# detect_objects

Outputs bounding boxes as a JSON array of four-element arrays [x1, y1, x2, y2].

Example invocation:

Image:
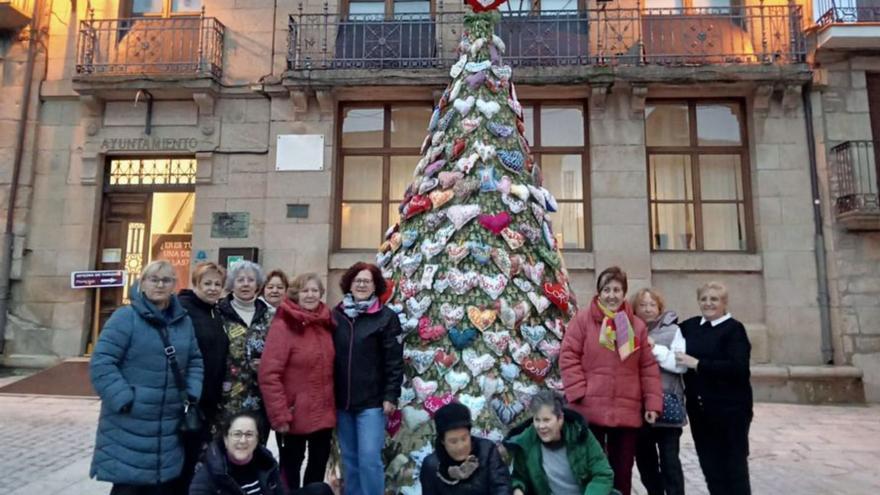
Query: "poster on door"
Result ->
[[151, 234, 192, 289]]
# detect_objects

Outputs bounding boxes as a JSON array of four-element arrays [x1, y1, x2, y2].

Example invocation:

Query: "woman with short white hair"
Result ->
[[676, 281, 753, 495], [216, 261, 275, 440]]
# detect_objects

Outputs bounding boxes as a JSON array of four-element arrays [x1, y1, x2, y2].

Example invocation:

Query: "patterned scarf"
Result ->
[[342, 293, 377, 319], [597, 300, 636, 361]]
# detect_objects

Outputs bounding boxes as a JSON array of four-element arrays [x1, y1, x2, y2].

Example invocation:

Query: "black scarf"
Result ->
[[435, 436, 480, 485]]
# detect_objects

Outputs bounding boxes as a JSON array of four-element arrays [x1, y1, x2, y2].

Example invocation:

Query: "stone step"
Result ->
[[752, 364, 865, 404]]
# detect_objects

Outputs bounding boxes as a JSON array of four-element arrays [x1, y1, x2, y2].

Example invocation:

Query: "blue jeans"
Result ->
[[336, 408, 386, 495]]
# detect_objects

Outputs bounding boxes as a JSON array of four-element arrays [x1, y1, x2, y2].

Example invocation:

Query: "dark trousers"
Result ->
[[688, 409, 751, 495], [109, 482, 175, 495], [173, 431, 209, 495], [277, 428, 334, 490], [590, 425, 639, 495], [635, 426, 685, 495], [294, 482, 335, 495]]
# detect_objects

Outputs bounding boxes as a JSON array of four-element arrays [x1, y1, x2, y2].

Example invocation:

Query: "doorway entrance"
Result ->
[[88, 157, 197, 352]]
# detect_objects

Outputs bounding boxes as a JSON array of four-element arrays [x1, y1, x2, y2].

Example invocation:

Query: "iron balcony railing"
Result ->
[[76, 10, 225, 79], [831, 140, 880, 216], [287, 2, 805, 70], [815, 0, 880, 26]]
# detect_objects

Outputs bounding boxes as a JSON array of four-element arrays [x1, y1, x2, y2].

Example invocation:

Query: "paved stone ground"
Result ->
[[0, 390, 878, 494]]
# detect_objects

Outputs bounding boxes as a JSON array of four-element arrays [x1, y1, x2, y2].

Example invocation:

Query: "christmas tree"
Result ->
[[375, 5, 577, 492]]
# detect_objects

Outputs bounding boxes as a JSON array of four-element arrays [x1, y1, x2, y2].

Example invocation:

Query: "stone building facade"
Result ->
[[0, 0, 876, 400]]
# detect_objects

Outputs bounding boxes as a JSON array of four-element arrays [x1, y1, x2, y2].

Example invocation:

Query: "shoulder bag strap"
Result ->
[[157, 326, 192, 409]]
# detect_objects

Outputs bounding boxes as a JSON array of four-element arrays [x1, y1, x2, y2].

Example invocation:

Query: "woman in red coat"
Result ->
[[560, 266, 663, 495], [259, 273, 335, 491]]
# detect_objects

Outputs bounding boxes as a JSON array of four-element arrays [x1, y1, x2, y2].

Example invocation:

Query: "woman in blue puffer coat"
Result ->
[[90, 260, 204, 494]]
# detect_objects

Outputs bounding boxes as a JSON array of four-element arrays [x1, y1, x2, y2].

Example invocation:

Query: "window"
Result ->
[[646, 100, 752, 251], [346, 0, 431, 20], [337, 104, 433, 250], [128, 0, 202, 16]]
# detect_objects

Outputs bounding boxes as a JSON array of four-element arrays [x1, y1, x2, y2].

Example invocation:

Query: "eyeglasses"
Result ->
[[353, 278, 374, 286], [146, 277, 175, 286], [229, 431, 257, 442]]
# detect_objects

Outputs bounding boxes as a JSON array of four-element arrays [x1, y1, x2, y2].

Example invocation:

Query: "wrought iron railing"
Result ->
[[831, 140, 880, 216], [815, 0, 880, 26], [76, 10, 224, 79], [287, 3, 805, 70]]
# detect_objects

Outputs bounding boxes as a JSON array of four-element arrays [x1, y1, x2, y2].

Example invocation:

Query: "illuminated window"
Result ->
[[108, 158, 197, 186]]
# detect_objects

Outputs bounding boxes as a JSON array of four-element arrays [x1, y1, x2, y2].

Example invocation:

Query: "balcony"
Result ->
[[812, 0, 880, 50], [74, 12, 225, 97], [285, 3, 806, 86], [830, 140, 880, 230], [0, 0, 32, 30]]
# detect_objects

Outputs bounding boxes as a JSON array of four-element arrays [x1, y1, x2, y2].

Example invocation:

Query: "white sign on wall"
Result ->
[[276, 134, 325, 171]]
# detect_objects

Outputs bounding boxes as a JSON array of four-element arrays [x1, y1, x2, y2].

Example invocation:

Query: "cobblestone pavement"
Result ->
[[0, 392, 878, 495]]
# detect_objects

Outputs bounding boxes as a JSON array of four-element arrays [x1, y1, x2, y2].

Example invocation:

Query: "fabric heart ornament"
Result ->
[[431, 130, 446, 147], [498, 149, 525, 173], [483, 330, 511, 356], [454, 95, 475, 116], [478, 211, 511, 235], [450, 138, 467, 161], [485, 77, 502, 94], [513, 382, 540, 405], [468, 37, 485, 57], [523, 262, 545, 285], [418, 318, 446, 342], [491, 398, 524, 426], [401, 253, 423, 278], [446, 204, 481, 231], [491, 64, 512, 80], [488, 122, 515, 138], [512, 277, 534, 293], [468, 242, 491, 265], [497, 175, 512, 195], [456, 153, 478, 175], [438, 109, 456, 132], [458, 394, 487, 421], [520, 324, 547, 348], [447, 267, 478, 295], [424, 394, 457, 419], [425, 211, 447, 230], [434, 349, 459, 372], [500, 360, 520, 382], [518, 223, 541, 245], [491, 248, 513, 278], [461, 117, 482, 134], [424, 159, 447, 178], [522, 356, 552, 383], [386, 409, 403, 437], [542, 221, 556, 250], [478, 167, 498, 193], [389, 232, 402, 252], [399, 386, 416, 407], [542, 187, 559, 212], [403, 195, 432, 220], [428, 107, 440, 132], [491, 34, 506, 52], [474, 140, 496, 162], [440, 303, 465, 327], [420, 265, 438, 291], [387, 303, 403, 314], [480, 273, 508, 300], [435, 224, 456, 245], [530, 202, 546, 222], [401, 229, 418, 249], [405, 349, 435, 374], [546, 376, 565, 392], [501, 194, 526, 214], [544, 318, 565, 339], [543, 282, 570, 313], [402, 406, 430, 430], [476, 99, 501, 119], [407, 295, 432, 318], [509, 183, 530, 201], [508, 96, 523, 119], [444, 371, 470, 394], [376, 251, 392, 268], [467, 306, 497, 332], [528, 292, 551, 314], [465, 60, 491, 73], [434, 274, 450, 294], [508, 339, 532, 364], [454, 178, 480, 200], [501, 227, 526, 250], [512, 300, 530, 323], [428, 189, 454, 210], [498, 299, 517, 330], [463, 349, 496, 375], [412, 377, 439, 401], [446, 243, 469, 264], [439, 170, 464, 189], [466, 70, 487, 90], [479, 374, 505, 398], [399, 278, 420, 300], [466, 0, 508, 13], [399, 315, 418, 334], [449, 53, 467, 78], [418, 178, 439, 195], [448, 326, 478, 350], [539, 340, 562, 361], [449, 79, 463, 101]]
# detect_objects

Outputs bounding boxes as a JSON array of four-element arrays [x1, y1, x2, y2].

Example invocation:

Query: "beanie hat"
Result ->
[[433, 402, 472, 437]]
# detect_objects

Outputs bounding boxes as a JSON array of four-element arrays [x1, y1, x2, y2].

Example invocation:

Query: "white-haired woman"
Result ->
[[90, 260, 203, 494], [216, 261, 275, 441], [676, 282, 753, 495]]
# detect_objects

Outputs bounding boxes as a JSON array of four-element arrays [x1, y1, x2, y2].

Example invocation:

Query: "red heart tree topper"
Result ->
[[466, 0, 508, 13]]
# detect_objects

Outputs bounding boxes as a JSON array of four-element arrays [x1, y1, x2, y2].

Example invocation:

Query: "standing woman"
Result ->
[[177, 262, 228, 491], [332, 262, 404, 495], [559, 266, 663, 495], [676, 282, 753, 495], [262, 269, 289, 309], [259, 273, 336, 491], [631, 288, 687, 495], [217, 261, 275, 440], [90, 260, 204, 494]]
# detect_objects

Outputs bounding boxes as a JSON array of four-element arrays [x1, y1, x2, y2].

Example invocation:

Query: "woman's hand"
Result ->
[[644, 411, 658, 424], [383, 401, 396, 416], [675, 352, 699, 369]]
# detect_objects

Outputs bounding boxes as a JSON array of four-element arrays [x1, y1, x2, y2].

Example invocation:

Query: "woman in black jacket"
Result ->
[[177, 261, 228, 492], [676, 281, 753, 495], [332, 262, 404, 495], [420, 402, 512, 495]]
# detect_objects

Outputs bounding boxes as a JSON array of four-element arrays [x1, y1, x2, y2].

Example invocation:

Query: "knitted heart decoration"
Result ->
[[461, 117, 482, 134], [469, 242, 491, 264], [478, 167, 498, 192], [438, 109, 456, 132], [491, 398, 524, 426], [424, 159, 447, 177], [429, 189, 454, 210], [501, 227, 526, 250], [466, 0, 507, 13], [491, 64, 512, 80], [518, 223, 540, 244], [440, 303, 465, 327], [542, 221, 556, 250], [401, 253, 423, 278], [508, 339, 532, 364], [463, 349, 496, 375], [501, 194, 526, 214], [418, 317, 446, 342], [399, 386, 416, 407], [412, 377, 439, 401], [528, 292, 551, 314], [544, 318, 565, 339], [480, 273, 508, 300], [498, 149, 525, 173], [543, 282, 570, 312], [466, 70, 487, 90], [456, 153, 479, 174], [538, 340, 561, 361], [418, 178, 439, 195], [523, 262, 545, 285], [454, 95, 475, 116], [512, 277, 534, 293], [445, 243, 469, 264], [386, 409, 402, 437], [439, 170, 464, 189], [474, 140, 496, 162], [444, 371, 470, 394], [447, 204, 481, 231], [434, 348, 459, 372], [449, 53, 467, 78], [449, 79, 463, 101], [476, 99, 501, 119], [403, 406, 431, 430], [467, 306, 497, 332], [491, 248, 513, 277], [488, 122, 515, 138], [404, 195, 432, 220], [459, 394, 487, 421], [520, 324, 547, 348], [522, 356, 551, 383], [424, 393, 457, 417], [405, 349, 435, 374], [407, 295, 432, 318], [500, 360, 520, 382], [479, 374, 505, 398], [465, 60, 491, 73], [448, 326, 478, 350], [483, 330, 512, 356]]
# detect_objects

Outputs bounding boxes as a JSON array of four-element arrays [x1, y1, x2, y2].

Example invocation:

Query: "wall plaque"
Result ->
[[211, 212, 250, 239]]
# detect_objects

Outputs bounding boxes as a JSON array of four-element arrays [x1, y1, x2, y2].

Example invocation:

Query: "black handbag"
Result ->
[[159, 327, 205, 435]]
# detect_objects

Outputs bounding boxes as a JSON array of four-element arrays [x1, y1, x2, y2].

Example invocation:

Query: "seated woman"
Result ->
[[419, 402, 512, 495], [505, 390, 614, 495], [190, 410, 332, 495]]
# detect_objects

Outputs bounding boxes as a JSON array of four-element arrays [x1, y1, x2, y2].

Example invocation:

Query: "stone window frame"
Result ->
[[645, 98, 756, 253]]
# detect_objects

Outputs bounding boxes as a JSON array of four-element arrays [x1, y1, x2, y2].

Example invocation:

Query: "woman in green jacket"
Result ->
[[504, 390, 615, 495]]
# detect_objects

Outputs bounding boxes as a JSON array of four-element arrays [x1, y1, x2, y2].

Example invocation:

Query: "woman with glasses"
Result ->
[[90, 260, 204, 495], [189, 410, 333, 495], [332, 262, 404, 495], [217, 261, 275, 441]]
